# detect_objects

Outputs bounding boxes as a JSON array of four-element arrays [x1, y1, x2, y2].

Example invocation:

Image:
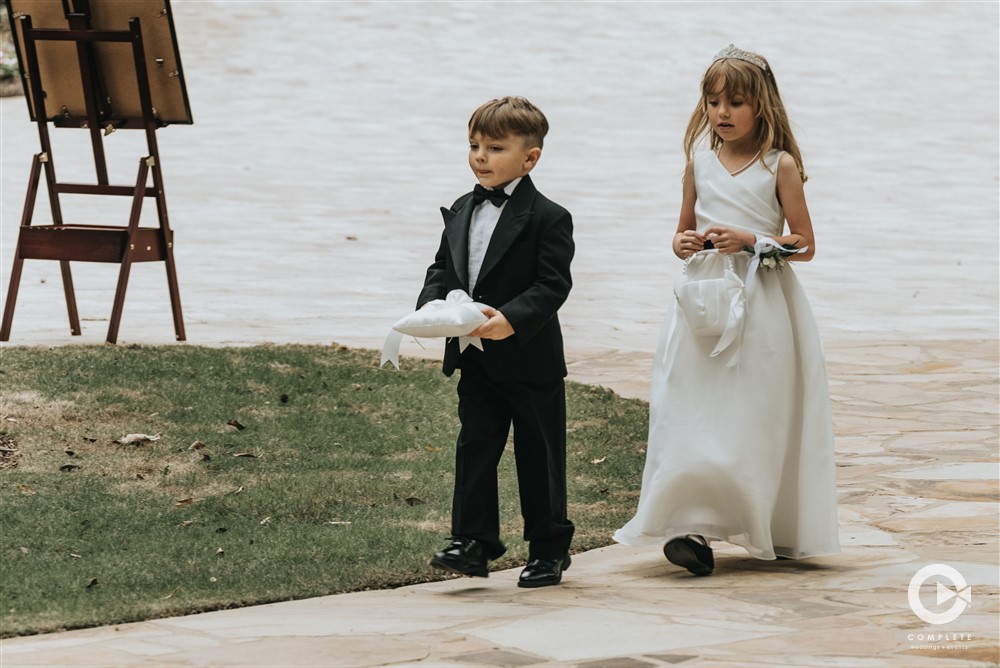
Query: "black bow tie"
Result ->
[[472, 183, 510, 207]]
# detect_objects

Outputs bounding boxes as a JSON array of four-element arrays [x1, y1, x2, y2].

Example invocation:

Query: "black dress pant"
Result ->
[[451, 353, 574, 561]]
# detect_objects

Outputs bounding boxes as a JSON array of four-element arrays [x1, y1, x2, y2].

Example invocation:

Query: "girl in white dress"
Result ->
[[613, 45, 840, 575]]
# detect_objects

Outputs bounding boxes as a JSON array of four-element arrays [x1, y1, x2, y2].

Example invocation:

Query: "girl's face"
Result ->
[[705, 83, 757, 147]]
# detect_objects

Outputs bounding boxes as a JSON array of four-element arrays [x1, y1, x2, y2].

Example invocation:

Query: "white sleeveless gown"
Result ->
[[614, 150, 840, 559]]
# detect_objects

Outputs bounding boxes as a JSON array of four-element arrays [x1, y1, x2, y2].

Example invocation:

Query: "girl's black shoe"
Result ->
[[663, 536, 714, 576]]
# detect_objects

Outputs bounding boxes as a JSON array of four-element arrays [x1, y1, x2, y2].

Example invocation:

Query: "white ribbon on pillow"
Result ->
[[380, 290, 489, 369]]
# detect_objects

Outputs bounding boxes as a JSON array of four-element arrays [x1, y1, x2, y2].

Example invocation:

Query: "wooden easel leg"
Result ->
[[60, 261, 82, 336], [39, 146, 81, 336], [106, 159, 150, 344], [150, 163, 185, 341], [163, 245, 186, 341], [2, 154, 49, 341], [0, 258, 25, 341], [107, 259, 133, 345], [130, 20, 186, 343]]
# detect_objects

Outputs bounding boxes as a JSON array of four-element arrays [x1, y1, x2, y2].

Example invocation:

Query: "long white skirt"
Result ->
[[614, 253, 840, 559]]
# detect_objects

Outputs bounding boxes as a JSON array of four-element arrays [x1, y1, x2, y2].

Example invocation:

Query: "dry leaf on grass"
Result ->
[[174, 497, 196, 506], [404, 497, 425, 506], [590, 457, 607, 464], [188, 440, 206, 450], [59, 464, 80, 472], [326, 521, 351, 525], [116, 433, 161, 445], [226, 420, 246, 431], [233, 452, 256, 458]]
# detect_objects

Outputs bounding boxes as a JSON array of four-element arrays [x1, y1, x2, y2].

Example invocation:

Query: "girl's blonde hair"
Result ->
[[683, 52, 807, 182]]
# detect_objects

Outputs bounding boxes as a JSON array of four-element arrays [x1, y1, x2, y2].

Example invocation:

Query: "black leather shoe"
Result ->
[[663, 536, 714, 576], [517, 553, 571, 588], [430, 537, 489, 578]]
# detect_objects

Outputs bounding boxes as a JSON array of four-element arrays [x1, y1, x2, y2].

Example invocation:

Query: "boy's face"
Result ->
[[468, 132, 541, 190]]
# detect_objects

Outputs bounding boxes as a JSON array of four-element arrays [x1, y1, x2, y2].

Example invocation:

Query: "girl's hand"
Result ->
[[675, 230, 707, 259], [703, 227, 755, 255]]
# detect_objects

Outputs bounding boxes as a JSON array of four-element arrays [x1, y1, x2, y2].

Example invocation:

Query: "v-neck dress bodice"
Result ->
[[695, 149, 784, 237]]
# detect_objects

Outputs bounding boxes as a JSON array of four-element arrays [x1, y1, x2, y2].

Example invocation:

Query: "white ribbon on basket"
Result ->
[[380, 290, 488, 370], [707, 253, 746, 361], [683, 236, 808, 368], [720, 235, 808, 367]]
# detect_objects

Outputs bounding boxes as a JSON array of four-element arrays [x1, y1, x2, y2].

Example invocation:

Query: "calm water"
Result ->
[[1, 1, 997, 349]]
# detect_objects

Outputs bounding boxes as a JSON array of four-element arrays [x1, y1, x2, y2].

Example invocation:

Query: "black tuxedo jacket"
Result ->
[[417, 175, 574, 382]]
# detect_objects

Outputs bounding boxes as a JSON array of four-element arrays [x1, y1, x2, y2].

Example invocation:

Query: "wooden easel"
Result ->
[[1, 0, 187, 344]]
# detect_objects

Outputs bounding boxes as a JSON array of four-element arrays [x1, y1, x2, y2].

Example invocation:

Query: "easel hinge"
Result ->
[[144, 156, 156, 167], [38, 152, 49, 163]]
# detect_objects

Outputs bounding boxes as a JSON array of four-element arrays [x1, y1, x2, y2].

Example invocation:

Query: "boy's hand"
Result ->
[[470, 307, 514, 340]]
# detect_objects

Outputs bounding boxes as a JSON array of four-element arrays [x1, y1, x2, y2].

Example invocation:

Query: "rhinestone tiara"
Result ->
[[712, 44, 768, 71]]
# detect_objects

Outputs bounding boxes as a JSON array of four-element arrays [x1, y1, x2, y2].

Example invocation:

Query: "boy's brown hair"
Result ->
[[469, 96, 549, 149]]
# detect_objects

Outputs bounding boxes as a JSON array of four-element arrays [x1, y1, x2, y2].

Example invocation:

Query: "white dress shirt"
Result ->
[[467, 177, 521, 292]]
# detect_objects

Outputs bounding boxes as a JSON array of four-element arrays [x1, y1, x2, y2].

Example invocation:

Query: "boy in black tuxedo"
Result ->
[[419, 97, 574, 588]]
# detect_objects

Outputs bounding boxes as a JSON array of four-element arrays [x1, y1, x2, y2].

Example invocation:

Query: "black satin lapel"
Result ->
[[442, 203, 472, 291], [476, 179, 535, 286], [478, 213, 530, 285]]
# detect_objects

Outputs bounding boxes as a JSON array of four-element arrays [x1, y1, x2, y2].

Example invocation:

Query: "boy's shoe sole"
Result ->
[[429, 555, 488, 578]]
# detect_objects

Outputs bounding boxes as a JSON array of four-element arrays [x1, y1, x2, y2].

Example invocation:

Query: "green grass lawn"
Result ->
[[0, 344, 649, 637]]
